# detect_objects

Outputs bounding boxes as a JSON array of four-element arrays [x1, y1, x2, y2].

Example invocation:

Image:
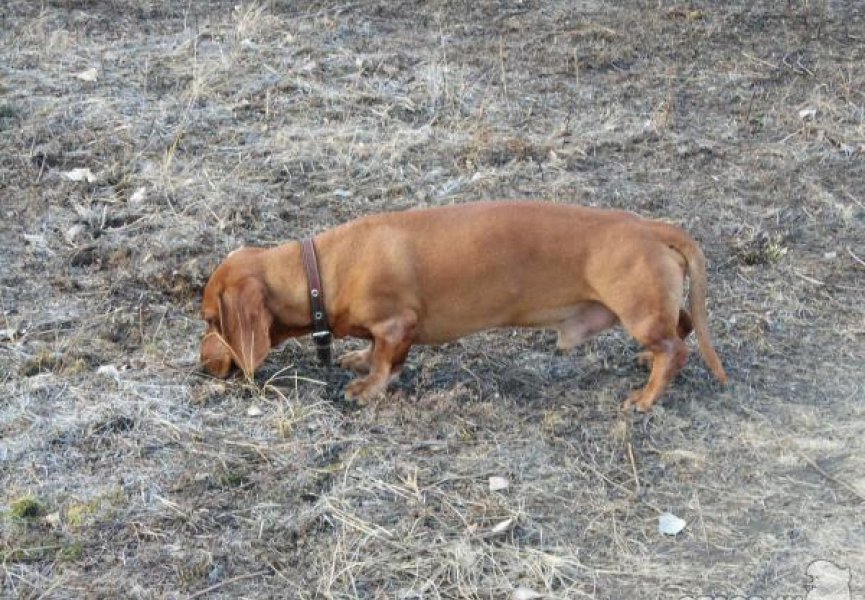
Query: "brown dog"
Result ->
[[200, 201, 727, 411]]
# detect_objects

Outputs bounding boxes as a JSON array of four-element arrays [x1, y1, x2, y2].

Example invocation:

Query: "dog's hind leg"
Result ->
[[599, 259, 688, 411], [619, 292, 689, 412], [636, 308, 693, 367], [626, 332, 688, 412]]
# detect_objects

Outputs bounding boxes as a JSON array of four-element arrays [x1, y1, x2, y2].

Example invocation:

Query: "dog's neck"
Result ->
[[263, 238, 343, 332], [261, 242, 314, 329]]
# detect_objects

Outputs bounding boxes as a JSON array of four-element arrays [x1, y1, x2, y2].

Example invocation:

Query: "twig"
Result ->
[[743, 91, 755, 126], [564, 440, 663, 513], [842, 189, 864, 210], [188, 570, 270, 599], [792, 269, 824, 286], [262, 559, 304, 594], [741, 51, 779, 70], [36, 154, 47, 183], [846, 246, 865, 269], [35, 576, 73, 600], [460, 365, 484, 401], [796, 451, 865, 504], [742, 407, 865, 504], [626, 442, 640, 496]]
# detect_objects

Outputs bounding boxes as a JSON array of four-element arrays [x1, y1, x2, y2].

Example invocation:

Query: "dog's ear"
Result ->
[[219, 276, 273, 379]]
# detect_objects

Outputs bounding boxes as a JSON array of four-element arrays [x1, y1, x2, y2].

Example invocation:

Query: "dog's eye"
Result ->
[[204, 316, 216, 328]]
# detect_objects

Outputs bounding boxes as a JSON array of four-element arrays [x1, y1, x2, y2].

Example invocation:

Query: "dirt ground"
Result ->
[[1, 1, 864, 598]]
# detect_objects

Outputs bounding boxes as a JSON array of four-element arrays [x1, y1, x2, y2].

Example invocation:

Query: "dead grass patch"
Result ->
[[1, 0, 864, 598]]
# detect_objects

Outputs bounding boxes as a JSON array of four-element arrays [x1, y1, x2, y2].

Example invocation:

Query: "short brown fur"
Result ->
[[200, 201, 727, 411]]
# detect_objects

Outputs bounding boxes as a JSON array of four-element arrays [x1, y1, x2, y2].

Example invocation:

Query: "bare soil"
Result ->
[[1, 1, 864, 598]]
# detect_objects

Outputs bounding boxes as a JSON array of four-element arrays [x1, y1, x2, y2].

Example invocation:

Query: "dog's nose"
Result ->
[[200, 338, 233, 378], [201, 354, 233, 378]]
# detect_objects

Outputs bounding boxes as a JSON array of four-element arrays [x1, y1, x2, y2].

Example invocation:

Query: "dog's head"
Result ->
[[200, 248, 274, 379]]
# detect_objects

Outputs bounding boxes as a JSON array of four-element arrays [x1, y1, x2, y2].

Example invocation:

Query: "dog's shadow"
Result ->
[[262, 331, 655, 409]]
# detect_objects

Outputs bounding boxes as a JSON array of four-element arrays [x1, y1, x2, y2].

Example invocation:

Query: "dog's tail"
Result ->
[[652, 222, 728, 384]]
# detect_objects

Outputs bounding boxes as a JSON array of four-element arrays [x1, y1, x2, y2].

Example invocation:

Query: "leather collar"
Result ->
[[300, 237, 332, 365]]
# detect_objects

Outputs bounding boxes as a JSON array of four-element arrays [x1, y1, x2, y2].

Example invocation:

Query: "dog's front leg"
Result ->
[[339, 345, 374, 374], [344, 311, 417, 404]]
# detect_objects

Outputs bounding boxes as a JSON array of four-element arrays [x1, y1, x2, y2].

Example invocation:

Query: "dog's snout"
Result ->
[[200, 333, 233, 378]]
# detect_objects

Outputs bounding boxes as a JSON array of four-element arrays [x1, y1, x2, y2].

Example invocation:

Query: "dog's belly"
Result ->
[[414, 301, 617, 346]]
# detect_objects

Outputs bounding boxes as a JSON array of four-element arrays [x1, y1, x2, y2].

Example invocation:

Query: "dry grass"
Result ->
[[2, 1, 865, 598]]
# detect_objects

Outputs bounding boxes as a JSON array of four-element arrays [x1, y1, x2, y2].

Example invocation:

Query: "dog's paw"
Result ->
[[344, 377, 385, 404], [339, 350, 371, 374], [623, 390, 654, 413]]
